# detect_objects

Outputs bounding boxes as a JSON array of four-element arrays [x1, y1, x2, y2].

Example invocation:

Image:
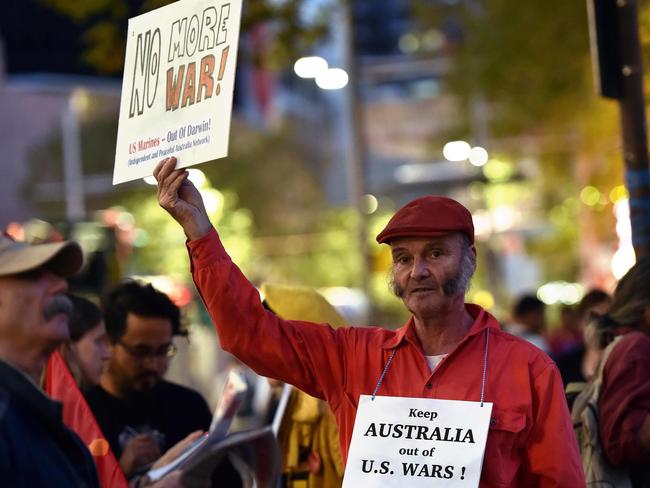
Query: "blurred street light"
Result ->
[[611, 247, 635, 279], [293, 56, 328, 79], [580, 186, 601, 206], [361, 194, 378, 214], [468, 146, 489, 166], [443, 140, 471, 161], [398, 33, 419, 53], [612, 198, 635, 279], [315, 68, 349, 90], [537, 281, 585, 305], [422, 29, 446, 51], [609, 185, 628, 203]]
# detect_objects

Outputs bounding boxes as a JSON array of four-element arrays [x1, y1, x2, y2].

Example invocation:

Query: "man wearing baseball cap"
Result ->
[[154, 156, 585, 486], [0, 233, 99, 487]]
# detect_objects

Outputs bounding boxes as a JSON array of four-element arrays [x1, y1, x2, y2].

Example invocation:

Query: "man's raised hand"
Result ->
[[154, 157, 212, 240]]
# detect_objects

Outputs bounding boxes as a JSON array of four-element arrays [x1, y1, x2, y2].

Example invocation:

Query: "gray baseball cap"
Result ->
[[0, 233, 83, 278]]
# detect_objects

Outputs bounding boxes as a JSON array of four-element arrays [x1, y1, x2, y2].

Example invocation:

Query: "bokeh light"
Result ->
[[442, 140, 471, 161], [580, 186, 601, 206], [468, 146, 489, 166], [315, 68, 349, 90], [293, 56, 328, 79]]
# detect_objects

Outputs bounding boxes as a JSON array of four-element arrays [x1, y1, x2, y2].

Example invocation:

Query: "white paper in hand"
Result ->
[[146, 368, 248, 482]]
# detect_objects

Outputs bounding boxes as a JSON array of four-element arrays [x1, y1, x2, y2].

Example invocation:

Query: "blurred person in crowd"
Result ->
[[46, 293, 127, 487], [85, 280, 212, 478], [153, 156, 585, 486], [591, 258, 650, 486], [47, 293, 195, 487], [58, 293, 111, 389], [504, 294, 551, 354], [0, 232, 99, 486], [557, 289, 611, 385], [548, 304, 581, 358], [262, 283, 345, 488], [578, 289, 612, 381]]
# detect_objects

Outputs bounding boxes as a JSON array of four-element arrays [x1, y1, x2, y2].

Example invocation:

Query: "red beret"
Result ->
[[376, 196, 474, 244]]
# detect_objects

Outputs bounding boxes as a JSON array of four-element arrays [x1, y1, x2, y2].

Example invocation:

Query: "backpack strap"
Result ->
[[593, 335, 625, 386]]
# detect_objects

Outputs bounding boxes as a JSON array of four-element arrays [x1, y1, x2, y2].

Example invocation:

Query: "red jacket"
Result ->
[[189, 229, 585, 487], [600, 331, 650, 467]]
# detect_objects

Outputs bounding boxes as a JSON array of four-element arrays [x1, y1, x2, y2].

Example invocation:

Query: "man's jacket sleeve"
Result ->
[[188, 228, 347, 406], [0, 395, 16, 487]]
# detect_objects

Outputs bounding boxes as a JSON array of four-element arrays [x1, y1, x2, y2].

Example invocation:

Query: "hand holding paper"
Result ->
[[146, 369, 248, 483], [151, 430, 205, 470], [119, 434, 162, 476]]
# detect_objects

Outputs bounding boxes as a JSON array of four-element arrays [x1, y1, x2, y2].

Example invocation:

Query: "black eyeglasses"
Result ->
[[117, 341, 177, 359]]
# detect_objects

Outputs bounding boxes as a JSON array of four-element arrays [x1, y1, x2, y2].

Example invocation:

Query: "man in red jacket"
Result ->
[[154, 157, 585, 487]]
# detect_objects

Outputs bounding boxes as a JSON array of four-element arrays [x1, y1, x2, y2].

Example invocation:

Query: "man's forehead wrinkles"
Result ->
[[391, 238, 452, 251]]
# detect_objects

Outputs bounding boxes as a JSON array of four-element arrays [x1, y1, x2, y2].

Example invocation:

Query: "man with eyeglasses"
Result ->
[[85, 280, 212, 478]]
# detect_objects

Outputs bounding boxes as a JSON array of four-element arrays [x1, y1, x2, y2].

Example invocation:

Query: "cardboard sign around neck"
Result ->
[[343, 395, 493, 488]]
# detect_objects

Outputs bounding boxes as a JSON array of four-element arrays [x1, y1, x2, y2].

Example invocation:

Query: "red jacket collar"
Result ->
[[380, 304, 499, 350]]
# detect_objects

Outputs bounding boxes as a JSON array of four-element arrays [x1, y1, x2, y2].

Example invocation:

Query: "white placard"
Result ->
[[343, 395, 493, 488], [113, 0, 242, 184]]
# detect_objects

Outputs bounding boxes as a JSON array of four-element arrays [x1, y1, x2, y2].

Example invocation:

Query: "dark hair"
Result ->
[[576, 289, 610, 318], [102, 279, 186, 343], [66, 294, 103, 342], [596, 257, 650, 346], [513, 295, 545, 317]]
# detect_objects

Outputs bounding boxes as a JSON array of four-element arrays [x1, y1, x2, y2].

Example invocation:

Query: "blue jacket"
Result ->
[[0, 359, 99, 487]]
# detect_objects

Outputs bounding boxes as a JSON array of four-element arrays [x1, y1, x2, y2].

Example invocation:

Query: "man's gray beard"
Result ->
[[43, 293, 73, 321], [389, 250, 475, 298]]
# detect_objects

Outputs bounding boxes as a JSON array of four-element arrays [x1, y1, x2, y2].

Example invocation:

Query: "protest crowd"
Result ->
[[1, 152, 649, 487]]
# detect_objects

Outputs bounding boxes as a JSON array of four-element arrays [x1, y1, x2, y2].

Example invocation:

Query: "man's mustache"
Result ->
[[43, 294, 73, 321], [391, 278, 459, 298]]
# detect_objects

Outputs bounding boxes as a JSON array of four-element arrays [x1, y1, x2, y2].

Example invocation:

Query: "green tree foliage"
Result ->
[[120, 186, 254, 282], [38, 0, 327, 74], [412, 0, 635, 282], [25, 112, 366, 294]]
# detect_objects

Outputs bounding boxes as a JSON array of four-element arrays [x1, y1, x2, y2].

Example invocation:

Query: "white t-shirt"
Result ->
[[425, 354, 448, 372]]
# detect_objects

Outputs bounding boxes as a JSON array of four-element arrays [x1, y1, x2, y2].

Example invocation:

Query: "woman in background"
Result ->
[[594, 257, 650, 487], [59, 293, 111, 390], [46, 293, 130, 487]]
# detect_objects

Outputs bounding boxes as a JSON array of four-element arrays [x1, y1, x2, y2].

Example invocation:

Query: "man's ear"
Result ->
[[469, 245, 477, 271]]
